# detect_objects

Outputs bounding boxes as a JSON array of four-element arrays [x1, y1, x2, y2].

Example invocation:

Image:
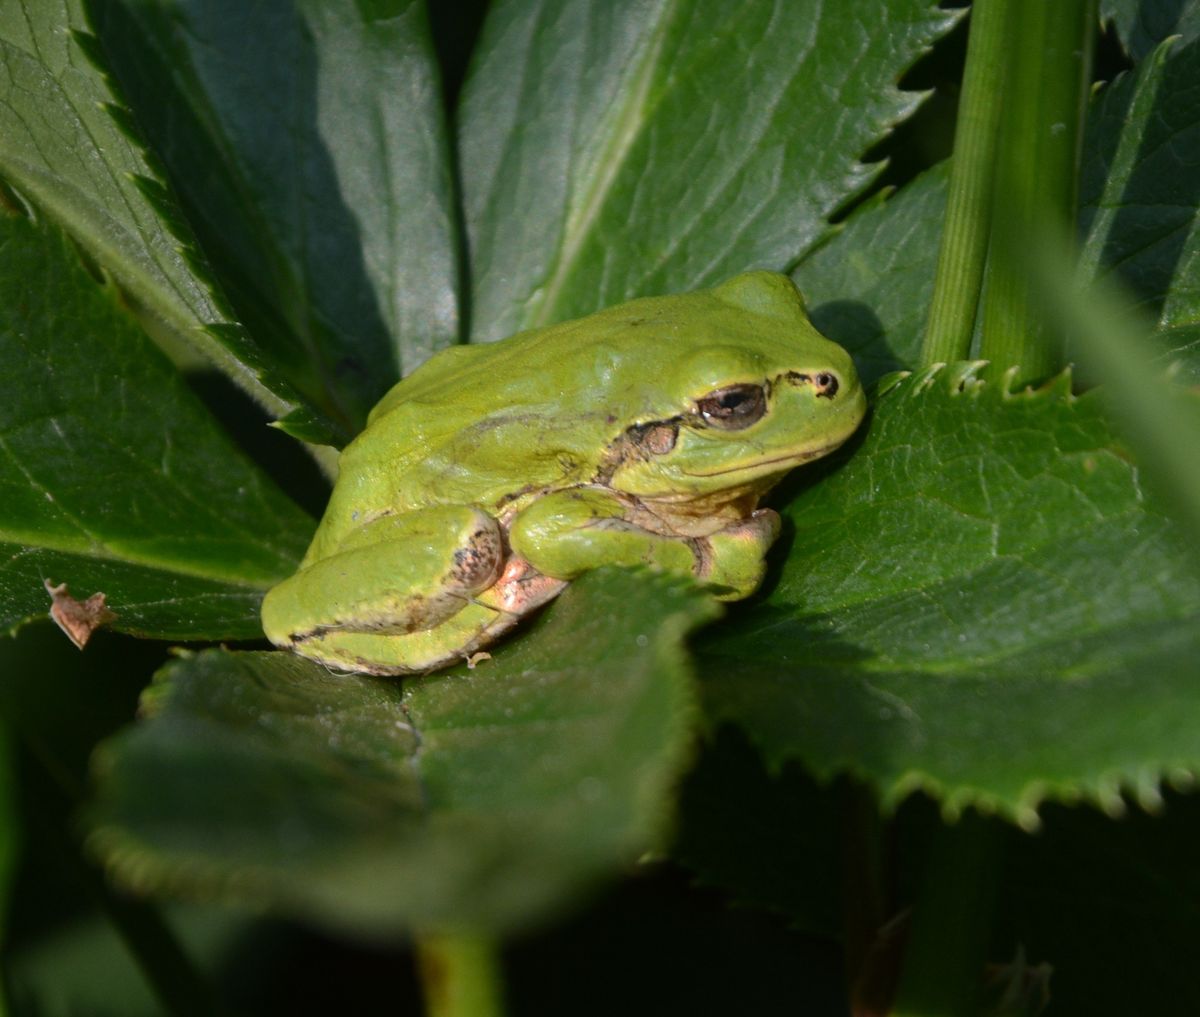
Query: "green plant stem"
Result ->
[[979, 0, 1096, 384], [891, 813, 1002, 1017], [921, 0, 1010, 366], [1036, 242, 1200, 547], [416, 932, 506, 1017]]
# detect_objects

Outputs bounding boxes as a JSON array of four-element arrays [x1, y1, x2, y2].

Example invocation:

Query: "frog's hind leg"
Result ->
[[290, 602, 519, 675], [315, 556, 569, 675], [261, 505, 508, 674]]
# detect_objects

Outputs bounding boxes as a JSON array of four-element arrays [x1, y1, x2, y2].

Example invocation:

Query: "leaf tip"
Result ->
[[999, 364, 1075, 401]]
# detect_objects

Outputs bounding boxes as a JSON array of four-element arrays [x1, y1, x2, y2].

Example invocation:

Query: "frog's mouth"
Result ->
[[682, 437, 850, 479]]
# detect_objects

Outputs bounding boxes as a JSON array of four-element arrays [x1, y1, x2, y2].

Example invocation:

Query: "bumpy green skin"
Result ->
[[261, 272, 867, 675]]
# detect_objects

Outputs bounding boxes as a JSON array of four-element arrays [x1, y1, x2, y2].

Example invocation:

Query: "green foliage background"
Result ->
[[1, 0, 1198, 1014]]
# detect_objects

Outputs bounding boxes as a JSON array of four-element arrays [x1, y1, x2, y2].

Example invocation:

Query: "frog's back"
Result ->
[[366, 289, 761, 417], [366, 311, 643, 419], [308, 281, 829, 558], [310, 322, 625, 558]]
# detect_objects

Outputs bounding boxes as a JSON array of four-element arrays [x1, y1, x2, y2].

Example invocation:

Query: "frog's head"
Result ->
[[606, 272, 867, 506]]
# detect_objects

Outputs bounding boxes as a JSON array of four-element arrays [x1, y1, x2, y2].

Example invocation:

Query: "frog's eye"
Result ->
[[696, 384, 767, 430]]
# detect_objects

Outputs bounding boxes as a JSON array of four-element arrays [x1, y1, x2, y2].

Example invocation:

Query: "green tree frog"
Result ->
[[261, 271, 866, 674]]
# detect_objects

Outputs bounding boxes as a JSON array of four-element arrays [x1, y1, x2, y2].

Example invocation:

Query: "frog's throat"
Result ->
[[632, 483, 768, 536], [630, 440, 840, 515]]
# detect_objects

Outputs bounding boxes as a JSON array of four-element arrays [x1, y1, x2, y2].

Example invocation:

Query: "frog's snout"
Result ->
[[777, 364, 867, 442], [781, 369, 841, 398]]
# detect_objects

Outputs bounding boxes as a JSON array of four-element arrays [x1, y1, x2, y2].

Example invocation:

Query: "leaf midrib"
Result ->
[[0, 528, 287, 588], [526, 0, 678, 329]]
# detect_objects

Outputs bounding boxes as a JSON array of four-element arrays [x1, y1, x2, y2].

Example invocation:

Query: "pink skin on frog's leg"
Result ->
[[474, 555, 568, 616]]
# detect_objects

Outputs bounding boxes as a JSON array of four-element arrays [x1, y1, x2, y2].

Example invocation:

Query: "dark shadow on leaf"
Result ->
[[854, 9, 967, 208], [697, 604, 875, 673], [86, 0, 398, 433], [1104, 0, 1198, 59], [428, 1, 490, 111], [810, 300, 908, 386], [185, 370, 329, 519], [692, 610, 906, 795]]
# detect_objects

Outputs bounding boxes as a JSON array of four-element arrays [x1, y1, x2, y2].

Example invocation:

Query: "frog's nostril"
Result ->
[[815, 372, 839, 397], [783, 370, 839, 397]]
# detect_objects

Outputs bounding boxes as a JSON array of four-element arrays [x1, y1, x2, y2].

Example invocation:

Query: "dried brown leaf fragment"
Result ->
[[44, 579, 118, 649]]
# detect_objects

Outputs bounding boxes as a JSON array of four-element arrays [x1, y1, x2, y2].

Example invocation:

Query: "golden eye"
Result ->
[[696, 384, 766, 430]]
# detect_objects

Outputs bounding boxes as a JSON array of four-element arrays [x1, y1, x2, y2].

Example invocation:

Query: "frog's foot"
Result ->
[[694, 508, 781, 599]]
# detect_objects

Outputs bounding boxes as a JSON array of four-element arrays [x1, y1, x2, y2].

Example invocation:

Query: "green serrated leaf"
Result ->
[[87, 0, 462, 432], [697, 363, 1200, 824], [460, 0, 959, 342], [1100, 0, 1200, 60], [88, 569, 718, 935], [0, 0, 333, 438], [1080, 34, 1200, 332], [0, 209, 313, 640], [793, 162, 950, 386]]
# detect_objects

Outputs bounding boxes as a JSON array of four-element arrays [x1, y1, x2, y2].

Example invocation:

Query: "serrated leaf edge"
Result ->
[[884, 360, 1079, 405], [86, 575, 722, 931], [728, 721, 1200, 833], [713, 359, 1184, 829], [50, 27, 340, 442]]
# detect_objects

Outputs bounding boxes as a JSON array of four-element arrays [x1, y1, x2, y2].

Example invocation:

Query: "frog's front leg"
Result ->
[[261, 506, 511, 675], [701, 508, 781, 599], [509, 488, 778, 599]]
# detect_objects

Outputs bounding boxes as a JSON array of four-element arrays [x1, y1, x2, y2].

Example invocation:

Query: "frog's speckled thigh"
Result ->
[[261, 505, 505, 672]]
